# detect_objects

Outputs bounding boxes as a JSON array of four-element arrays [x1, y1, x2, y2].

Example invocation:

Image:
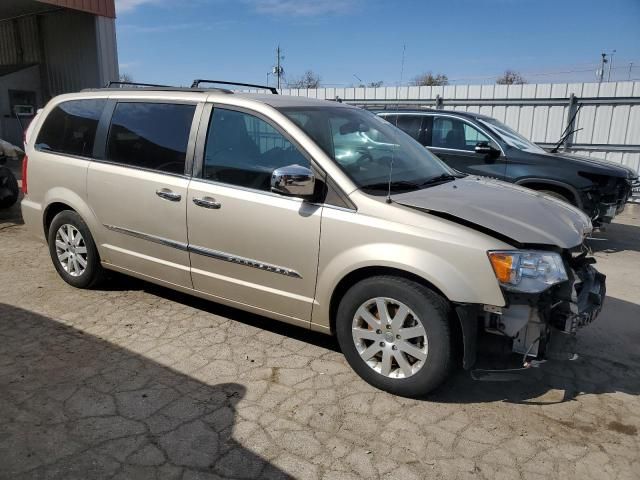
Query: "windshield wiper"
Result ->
[[361, 180, 422, 191], [550, 128, 583, 153], [419, 173, 457, 186]]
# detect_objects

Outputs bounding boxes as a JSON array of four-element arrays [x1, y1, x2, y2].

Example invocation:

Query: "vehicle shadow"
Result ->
[[429, 295, 640, 405], [100, 273, 640, 407], [0, 303, 293, 479], [100, 272, 341, 354]]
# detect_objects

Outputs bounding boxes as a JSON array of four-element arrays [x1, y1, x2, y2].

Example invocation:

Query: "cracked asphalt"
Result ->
[[1, 191, 639, 479]]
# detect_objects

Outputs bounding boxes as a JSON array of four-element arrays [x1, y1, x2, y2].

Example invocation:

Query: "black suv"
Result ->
[[378, 110, 639, 225]]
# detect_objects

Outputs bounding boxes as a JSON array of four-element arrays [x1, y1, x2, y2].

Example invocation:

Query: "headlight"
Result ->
[[488, 250, 568, 293]]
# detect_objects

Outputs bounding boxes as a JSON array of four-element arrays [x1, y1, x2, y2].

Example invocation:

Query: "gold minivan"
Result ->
[[21, 82, 605, 396]]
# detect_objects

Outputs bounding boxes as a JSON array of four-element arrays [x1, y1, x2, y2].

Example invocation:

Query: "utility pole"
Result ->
[[399, 44, 406, 86], [629, 62, 634, 81], [274, 45, 284, 90], [607, 49, 616, 82], [598, 52, 608, 83]]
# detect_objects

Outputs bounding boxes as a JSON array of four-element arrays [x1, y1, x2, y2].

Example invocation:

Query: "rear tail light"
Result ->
[[21, 154, 28, 194]]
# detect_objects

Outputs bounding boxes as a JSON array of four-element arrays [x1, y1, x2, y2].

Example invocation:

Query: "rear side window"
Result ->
[[106, 102, 196, 174], [35, 99, 106, 157]]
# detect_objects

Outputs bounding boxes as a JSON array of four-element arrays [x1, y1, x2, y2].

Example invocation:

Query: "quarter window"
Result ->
[[203, 108, 310, 191], [432, 117, 491, 151], [35, 99, 107, 157], [106, 102, 196, 174]]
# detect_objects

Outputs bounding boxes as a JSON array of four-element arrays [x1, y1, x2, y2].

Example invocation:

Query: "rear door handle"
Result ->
[[193, 197, 221, 209], [156, 188, 182, 202]]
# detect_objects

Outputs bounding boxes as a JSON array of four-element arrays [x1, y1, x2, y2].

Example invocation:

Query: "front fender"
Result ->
[[312, 241, 505, 329]]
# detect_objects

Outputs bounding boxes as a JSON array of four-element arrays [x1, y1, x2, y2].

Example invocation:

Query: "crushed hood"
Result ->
[[393, 176, 592, 249]]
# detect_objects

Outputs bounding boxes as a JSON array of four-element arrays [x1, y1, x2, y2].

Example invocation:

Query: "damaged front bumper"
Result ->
[[456, 253, 606, 378]]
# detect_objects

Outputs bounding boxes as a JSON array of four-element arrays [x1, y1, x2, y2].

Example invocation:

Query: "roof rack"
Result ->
[[191, 79, 278, 94], [105, 81, 172, 88]]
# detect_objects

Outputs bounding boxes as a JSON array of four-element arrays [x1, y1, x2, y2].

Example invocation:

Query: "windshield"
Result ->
[[277, 106, 455, 194], [479, 117, 546, 154]]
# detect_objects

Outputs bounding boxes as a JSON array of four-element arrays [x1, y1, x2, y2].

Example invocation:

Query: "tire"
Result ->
[[47, 210, 105, 289], [0, 166, 19, 208], [539, 189, 572, 204], [336, 276, 452, 398]]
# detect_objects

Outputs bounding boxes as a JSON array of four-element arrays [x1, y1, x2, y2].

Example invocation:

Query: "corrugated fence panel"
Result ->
[[272, 81, 640, 173]]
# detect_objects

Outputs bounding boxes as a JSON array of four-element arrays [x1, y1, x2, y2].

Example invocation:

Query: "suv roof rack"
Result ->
[[105, 81, 172, 88], [191, 79, 278, 94]]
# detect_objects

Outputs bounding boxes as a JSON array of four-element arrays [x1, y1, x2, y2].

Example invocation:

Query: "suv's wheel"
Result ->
[[0, 166, 19, 208], [48, 210, 105, 289], [336, 276, 452, 398]]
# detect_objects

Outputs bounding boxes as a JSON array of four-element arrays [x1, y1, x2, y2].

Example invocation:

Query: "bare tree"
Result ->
[[412, 72, 449, 86], [287, 70, 321, 89], [119, 73, 134, 83], [496, 70, 527, 85]]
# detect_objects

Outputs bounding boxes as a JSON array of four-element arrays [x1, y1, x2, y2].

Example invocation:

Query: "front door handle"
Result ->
[[156, 188, 182, 202], [193, 197, 221, 209]]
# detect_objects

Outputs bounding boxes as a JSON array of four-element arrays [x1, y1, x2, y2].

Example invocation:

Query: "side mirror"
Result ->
[[475, 141, 499, 157], [271, 164, 315, 198]]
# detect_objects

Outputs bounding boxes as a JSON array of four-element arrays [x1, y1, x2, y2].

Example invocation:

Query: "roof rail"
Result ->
[[105, 81, 172, 88], [191, 79, 278, 94]]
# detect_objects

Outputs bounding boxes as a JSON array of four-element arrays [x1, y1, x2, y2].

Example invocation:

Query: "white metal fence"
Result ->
[[267, 81, 640, 179]]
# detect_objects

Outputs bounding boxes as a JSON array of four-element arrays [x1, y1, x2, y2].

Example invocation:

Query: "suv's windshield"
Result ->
[[277, 106, 455, 194], [479, 117, 546, 154]]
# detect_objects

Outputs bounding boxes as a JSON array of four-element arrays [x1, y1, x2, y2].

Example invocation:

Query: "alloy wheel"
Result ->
[[351, 297, 428, 379], [55, 224, 88, 277]]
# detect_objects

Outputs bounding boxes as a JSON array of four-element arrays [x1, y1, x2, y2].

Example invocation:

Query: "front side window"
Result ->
[[106, 102, 196, 174], [278, 106, 453, 194], [203, 108, 310, 191], [35, 99, 107, 157], [432, 117, 491, 151]]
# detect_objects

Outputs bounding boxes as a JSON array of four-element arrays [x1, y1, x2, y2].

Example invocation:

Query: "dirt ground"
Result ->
[[1, 188, 639, 479]]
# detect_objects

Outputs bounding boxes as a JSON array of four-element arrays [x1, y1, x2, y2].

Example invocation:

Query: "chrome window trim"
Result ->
[[428, 114, 505, 156], [33, 148, 94, 163], [92, 158, 192, 180], [380, 112, 506, 157], [105, 224, 302, 279]]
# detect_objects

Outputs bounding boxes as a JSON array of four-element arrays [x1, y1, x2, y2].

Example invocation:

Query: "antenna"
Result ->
[[387, 59, 403, 204], [385, 156, 394, 204]]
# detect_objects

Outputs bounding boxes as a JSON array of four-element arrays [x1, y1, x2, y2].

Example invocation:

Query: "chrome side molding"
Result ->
[[189, 244, 302, 278], [104, 224, 302, 279], [104, 224, 188, 251]]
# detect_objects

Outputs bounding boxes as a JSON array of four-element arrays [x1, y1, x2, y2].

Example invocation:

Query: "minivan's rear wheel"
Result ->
[[336, 276, 452, 398], [48, 210, 104, 289]]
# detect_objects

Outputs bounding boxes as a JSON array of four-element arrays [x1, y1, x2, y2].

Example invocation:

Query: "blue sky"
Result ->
[[114, 0, 640, 87]]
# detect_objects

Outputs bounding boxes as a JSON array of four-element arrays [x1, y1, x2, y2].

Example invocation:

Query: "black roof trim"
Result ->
[[191, 79, 278, 94]]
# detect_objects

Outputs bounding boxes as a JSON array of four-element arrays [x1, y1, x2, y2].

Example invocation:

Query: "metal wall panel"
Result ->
[[37, 0, 116, 18], [0, 16, 41, 65]]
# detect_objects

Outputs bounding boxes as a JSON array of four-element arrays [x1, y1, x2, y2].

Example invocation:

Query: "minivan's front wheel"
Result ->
[[48, 210, 104, 289], [336, 276, 452, 398]]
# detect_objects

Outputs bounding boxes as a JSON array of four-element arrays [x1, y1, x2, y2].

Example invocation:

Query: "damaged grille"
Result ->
[[551, 253, 606, 334]]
